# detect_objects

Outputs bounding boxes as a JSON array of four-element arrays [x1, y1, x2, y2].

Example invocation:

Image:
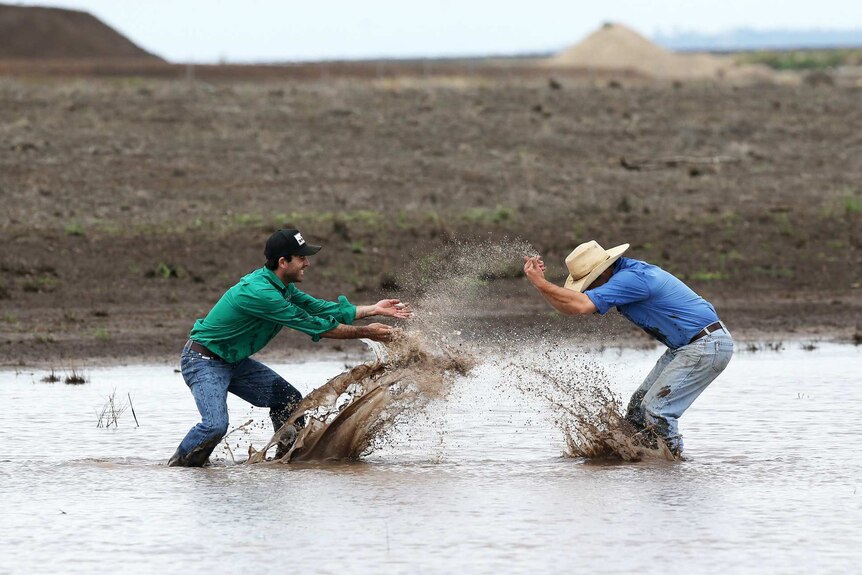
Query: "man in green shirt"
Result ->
[[168, 228, 411, 467]]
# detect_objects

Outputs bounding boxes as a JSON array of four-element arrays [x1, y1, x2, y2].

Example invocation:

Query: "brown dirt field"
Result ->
[[1, 72, 861, 367]]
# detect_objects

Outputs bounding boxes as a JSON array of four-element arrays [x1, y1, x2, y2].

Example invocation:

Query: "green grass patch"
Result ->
[[461, 205, 514, 225], [716, 250, 744, 268], [735, 48, 860, 70], [818, 188, 862, 218], [688, 271, 727, 281], [232, 213, 264, 227], [64, 221, 85, 236], [273, 210, 384, 229], [773, 212, 794, 236], [721, 211, 741, 228], [21, 276, 58, 293], [146, 262, 185, 280], [754, 266, 794, 279], [844, 194, 861, 215]]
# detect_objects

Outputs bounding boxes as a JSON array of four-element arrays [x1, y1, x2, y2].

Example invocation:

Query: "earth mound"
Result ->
[[0, 3, 161, 60], [549, 22, 769, 81]]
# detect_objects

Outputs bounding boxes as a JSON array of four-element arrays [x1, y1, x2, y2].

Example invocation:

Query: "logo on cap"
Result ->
[[294, 232, 305, 246]]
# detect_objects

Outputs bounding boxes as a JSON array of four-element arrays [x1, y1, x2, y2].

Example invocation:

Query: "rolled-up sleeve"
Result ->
[[236, 291, 341, 341], [586, 290, 612, 315]]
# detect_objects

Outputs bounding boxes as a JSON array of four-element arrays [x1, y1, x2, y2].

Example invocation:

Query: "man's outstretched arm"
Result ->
[[320, 322, 398, 342], [354, 299, 413, 320], [523, 256, 597, 316]]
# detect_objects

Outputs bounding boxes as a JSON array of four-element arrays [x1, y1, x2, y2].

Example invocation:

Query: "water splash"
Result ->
[[250, 239, 672, 464], [248, 333, 473, 464], [504, 347, 676, 461], [248, 239, 535, 464]]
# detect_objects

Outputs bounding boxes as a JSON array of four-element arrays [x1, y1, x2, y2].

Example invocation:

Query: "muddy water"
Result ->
[[2, 344, 861, 574]]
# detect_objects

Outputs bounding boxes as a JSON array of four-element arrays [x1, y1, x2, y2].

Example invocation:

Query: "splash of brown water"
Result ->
[[249, 239, 671, 465], [247, 333, 474, 464], [504, 348, 676, 462], [247, 240, 531, 464]]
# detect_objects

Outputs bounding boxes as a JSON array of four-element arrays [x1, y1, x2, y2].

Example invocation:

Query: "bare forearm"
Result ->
[[531, 278, 595, 315], [320, 324, 373, 339], [354, 305, 374, 320], [354, 300, 411, 320], [321, 322, 395, 342]]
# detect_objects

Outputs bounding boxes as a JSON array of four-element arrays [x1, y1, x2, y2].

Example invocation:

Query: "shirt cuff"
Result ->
[[337, 295, 357, 325], [309, 316, 339, 342]]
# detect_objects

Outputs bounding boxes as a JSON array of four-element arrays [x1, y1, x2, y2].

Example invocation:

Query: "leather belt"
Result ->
[[689, 321, 725, 344], [187, 340, 223, 361]]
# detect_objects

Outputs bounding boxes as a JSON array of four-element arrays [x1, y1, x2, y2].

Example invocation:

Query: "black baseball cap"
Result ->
[[264, 229, 322, 260]]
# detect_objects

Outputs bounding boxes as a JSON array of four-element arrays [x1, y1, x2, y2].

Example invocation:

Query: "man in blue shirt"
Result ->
[[523, 240, 734, 457]]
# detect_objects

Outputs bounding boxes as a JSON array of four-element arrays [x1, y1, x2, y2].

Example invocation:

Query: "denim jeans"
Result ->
[[625, 329, 734, 454], [168, 341, 302, 466]]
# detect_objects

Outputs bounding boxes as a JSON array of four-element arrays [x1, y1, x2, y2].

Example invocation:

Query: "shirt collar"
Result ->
[[261, 266, 287, 294]]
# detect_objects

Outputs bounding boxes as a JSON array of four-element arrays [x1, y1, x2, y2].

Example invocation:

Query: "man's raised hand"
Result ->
[[523, 255, 546, 285]]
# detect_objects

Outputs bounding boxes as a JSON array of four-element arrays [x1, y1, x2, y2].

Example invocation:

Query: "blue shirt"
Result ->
[[585, 257, 719, 349]]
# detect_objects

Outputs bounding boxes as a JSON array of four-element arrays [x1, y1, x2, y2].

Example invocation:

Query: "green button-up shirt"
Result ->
[[188, 267, 356, 362]]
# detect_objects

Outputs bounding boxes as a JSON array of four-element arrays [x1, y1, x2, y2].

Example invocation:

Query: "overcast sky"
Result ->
[[11, 0, 862, 62]]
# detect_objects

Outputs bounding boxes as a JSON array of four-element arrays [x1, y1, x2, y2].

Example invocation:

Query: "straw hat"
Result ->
[[563, 240, 630, 292]]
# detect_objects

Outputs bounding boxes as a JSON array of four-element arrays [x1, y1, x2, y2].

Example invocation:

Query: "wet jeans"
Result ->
[[625, 329, 734, 454], [168, 341, 302, 467]]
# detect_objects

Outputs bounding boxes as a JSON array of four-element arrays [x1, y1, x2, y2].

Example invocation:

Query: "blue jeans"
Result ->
[[168, 341, 302, 466], [625, 329, 734, 454]]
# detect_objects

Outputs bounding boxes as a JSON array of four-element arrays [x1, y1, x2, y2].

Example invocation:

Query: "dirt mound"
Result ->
[[0, 4, 161, 60], [552, 22, 674, 71], [550, 22, 768, 81]]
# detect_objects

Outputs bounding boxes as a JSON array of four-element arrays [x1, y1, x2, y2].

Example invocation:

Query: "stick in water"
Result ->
[[127, 393, 139, 428], [222, 419, 254, 464]]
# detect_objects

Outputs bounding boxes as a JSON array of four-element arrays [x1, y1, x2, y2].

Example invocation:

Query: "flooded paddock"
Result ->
[[2, 343, 861, 574]]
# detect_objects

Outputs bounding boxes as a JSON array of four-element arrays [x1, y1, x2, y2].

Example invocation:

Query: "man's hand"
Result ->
[[355, 299, 413, 320], [362, 322, 399, 342], [522, 255, 597, 316], [371, 299, 413, 319], [523, 255, 547, 286]]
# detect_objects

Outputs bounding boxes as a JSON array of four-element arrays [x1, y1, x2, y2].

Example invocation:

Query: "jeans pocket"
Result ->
[[676, 343, 705, 370], [180, 352, 204, 384], [711, 339, 733, 373]]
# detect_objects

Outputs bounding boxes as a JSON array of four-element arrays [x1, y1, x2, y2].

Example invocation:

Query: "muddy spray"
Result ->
[[246, 240, 669, 464]]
